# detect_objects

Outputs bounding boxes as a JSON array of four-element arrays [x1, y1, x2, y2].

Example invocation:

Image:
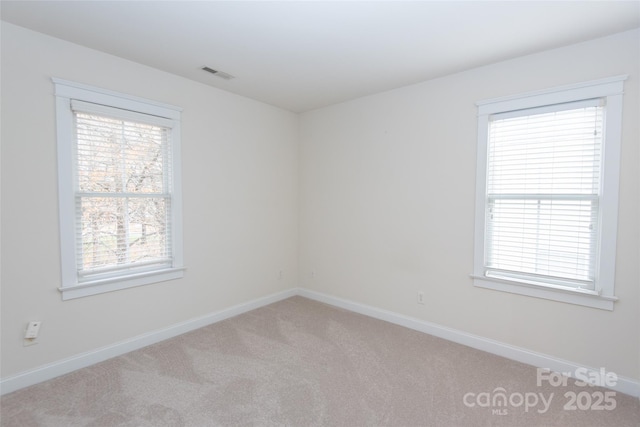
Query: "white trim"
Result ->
[[1, 287, 637, 397], [0, 288, 297, 396], [298, 288, 639, 397], [471, 276, 615, 311], [59, 267, 186, 300], [53, 78, 184, 300], [476, 75, 627, 114], [52, 77, 182, 119], [472, 76, 625, 309]]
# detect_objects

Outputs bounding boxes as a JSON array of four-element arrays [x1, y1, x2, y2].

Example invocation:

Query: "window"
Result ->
[[472, 76, 626, 310], [54, 78, 184, 300]]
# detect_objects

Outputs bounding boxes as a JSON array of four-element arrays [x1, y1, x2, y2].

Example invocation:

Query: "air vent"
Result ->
[[202, 66, 234, 80]]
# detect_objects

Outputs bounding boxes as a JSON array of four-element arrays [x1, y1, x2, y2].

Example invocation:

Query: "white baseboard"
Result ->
[[3, 286, 638, 399], [0, 288, 297, 396], [298, 288, 640, 398]]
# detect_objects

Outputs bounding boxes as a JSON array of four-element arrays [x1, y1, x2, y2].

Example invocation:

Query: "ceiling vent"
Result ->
[[202, 66, 234, 80]]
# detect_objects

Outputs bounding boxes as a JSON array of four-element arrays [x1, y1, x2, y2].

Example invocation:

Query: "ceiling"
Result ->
[[2, 1, 639, 113]]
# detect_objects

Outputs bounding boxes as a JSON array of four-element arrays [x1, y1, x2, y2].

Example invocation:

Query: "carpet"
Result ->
[[1, 296, 638, 426]]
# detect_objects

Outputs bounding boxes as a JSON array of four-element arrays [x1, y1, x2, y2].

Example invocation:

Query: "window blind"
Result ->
[[484, 99, 604, 289], [72, 101, 173, 281]]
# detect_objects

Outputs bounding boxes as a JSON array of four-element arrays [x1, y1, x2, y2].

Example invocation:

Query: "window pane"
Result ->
[[76, 113, 168, 194], [485, 104, 603, 288], [488, 106, 602, 196], [78, 196, 170, 273], [486, 198, 596, 282]]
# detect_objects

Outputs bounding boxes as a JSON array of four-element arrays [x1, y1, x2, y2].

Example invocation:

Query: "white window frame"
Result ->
[[54, 78, 184, 300], [472, 76, 626, 310]]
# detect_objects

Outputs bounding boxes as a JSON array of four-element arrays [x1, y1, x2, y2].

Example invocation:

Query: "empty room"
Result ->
[[1, 1, 639, 426]]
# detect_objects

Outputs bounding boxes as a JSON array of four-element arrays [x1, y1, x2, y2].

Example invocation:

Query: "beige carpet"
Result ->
[[1, 296, 638, 426]]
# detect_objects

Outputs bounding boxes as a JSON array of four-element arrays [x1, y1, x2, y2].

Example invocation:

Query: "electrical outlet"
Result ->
[[417, 292, 425, 305], [24, 321, 42, 346]]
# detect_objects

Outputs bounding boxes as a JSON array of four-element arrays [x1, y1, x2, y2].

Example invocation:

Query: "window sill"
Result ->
[[470, 274, 617, 310], [59, 267, 185, 300]]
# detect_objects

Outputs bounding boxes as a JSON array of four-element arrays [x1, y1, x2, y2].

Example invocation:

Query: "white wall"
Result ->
[[0, 23, 299, 378], [299, 29, 639, 380], [2, 20, 639, 388]]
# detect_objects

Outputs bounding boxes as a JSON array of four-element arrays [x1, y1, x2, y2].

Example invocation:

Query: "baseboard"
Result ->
[[298, 288, 640, 398], [0, 288, 297, 396], [3, 286, 638, 399]]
